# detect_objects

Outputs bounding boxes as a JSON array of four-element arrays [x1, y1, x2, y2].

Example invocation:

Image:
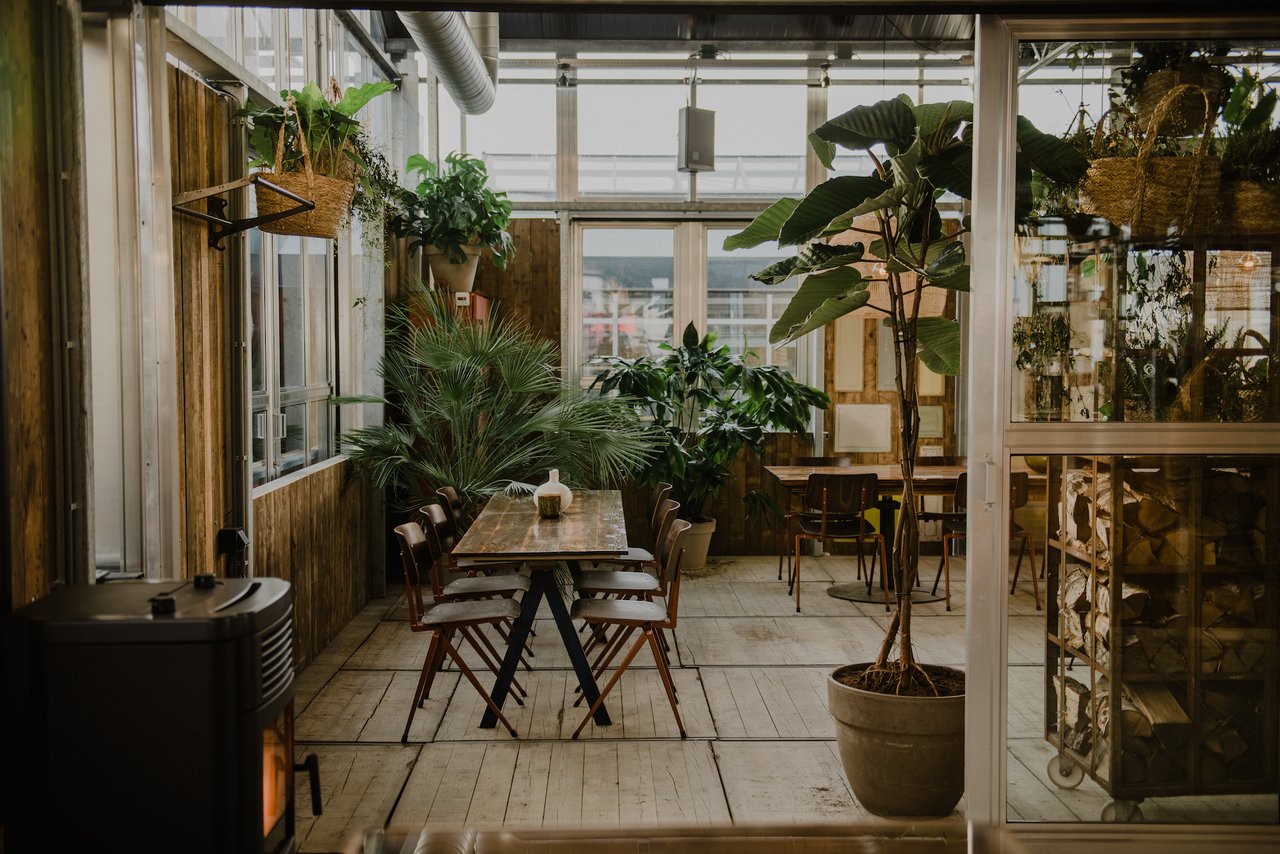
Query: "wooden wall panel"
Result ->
[[168, 66, 233, 578], [253, 459, 380, 668], [1, 0, 62, 610], [470, 217, 561, 346]]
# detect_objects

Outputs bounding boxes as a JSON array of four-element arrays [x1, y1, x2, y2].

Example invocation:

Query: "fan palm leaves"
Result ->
[[338, 284, 658, 510]]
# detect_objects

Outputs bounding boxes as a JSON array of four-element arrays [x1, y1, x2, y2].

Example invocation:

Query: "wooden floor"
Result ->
[[292, 554, 1276, 852]]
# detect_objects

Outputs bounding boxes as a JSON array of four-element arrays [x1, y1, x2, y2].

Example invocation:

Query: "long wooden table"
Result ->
[[765, 464, 967, 604], [453, 490, 629, 729]]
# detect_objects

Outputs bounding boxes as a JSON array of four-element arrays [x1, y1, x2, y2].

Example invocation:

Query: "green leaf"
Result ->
[[336, 81, 397, 117], [814, 97, 916, 152], [750, 243, 866, 286], [682, 322, 700, 349], [1016, 116, 1089, 185], [924, 241, 966, 277], [406, 153, 433, 177], [918, 145, 973, 199], [912, 101, 973, 140], [294, 82, 327, 114], [722, 198, 800, 250], [916, 316, 961, 375], [778, 175, 893, 245], [927, 264, 970, 292], [769, 267, 867, 343], [1242, 89, 1278, 131], [808, 131, 837, 169]]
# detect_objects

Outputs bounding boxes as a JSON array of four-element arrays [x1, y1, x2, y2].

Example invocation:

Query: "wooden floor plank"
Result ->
[[713, 741, 869, 824], [296, 670, 394, 742], [294, 744, 418, 853], [360, 670, 460, 743], [503, 744, 552, 827], [543, 742, 586, 826], [465, 744, 520, 827]]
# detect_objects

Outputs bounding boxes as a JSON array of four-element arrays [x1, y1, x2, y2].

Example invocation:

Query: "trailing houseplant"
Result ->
[[389, 152, 515, 292], [1120, 42, 1233, 134], [337, 282, 658, 516], [727, 95, 1086, 816], [241, 79, 397, 239], [591, 322, 829, 570]]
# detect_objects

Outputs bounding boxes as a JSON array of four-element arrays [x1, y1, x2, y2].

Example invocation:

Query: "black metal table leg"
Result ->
[[549, 560, 611, 725], [479, 570, 544, 729]]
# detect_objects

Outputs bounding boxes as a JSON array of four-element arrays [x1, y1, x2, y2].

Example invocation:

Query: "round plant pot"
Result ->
[[828, 663, 965, 818], [681, 518, 716, 571], [425, 243, 483, 293]]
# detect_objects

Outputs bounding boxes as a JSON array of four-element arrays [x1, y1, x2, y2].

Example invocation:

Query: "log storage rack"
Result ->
[[1043, 453, 1278, 820]]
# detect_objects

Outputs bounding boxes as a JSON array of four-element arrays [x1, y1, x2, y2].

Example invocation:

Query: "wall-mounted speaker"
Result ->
[[678, 106, 715, 173]]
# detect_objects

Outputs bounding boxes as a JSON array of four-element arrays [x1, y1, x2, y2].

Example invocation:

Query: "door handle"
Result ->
[[981, 455, 998, 510]]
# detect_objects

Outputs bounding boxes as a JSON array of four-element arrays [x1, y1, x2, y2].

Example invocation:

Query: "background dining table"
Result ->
[[452, 489, 629, 729]]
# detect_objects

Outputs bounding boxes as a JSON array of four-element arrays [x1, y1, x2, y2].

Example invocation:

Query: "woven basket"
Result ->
[[1135, 65, 1229, 134], [1223, 179, 1280, 235], [1080, 84, 1221, 239], [254, 98, 356, 240]]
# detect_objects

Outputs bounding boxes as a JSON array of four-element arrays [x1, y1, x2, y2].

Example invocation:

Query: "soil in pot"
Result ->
[[828, 662, 965, 817]]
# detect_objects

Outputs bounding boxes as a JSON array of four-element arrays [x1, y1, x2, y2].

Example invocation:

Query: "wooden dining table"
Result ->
[[765, 463, 967, 604], [453, 489, 629, 729]]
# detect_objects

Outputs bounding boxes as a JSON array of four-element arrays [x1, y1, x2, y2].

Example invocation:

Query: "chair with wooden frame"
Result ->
[[419, 504, 536, 670], [576, 499, 679, 600], [926, 471, 1041, 611], [392, 522, 523, 741], [589, 483, 672, 571], [777, 457, 853, 583], [422, 492, 524, 578], [569, 519, 693, 739], [791, 473, 888, 613]]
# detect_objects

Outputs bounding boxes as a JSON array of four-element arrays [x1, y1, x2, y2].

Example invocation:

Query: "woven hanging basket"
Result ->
[[1134, 64, 1229, 134], [1079, 84, 1222, 240], [1223, 179, 1280, 235], [254, 98, 356, 240]]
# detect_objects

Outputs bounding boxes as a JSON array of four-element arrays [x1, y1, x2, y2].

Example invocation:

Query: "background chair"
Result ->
[[925, 472, 1041, 611], [777, 457, 852, 582], [791, 473, 888, 613]]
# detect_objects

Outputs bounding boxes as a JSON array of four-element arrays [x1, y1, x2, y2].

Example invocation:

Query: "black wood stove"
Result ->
[[2, 576, 308, 853]]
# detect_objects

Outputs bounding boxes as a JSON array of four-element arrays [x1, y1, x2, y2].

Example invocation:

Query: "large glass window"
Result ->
[[578, 81, 690, 197], [581, 228, 675, 384], [694, 80, 807, 198], [706, 227, 802, 375], [467, 78, 557, 200]]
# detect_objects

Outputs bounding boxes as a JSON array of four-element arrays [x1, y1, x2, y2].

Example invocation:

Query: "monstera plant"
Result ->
[[726, 95, 1087, 818]]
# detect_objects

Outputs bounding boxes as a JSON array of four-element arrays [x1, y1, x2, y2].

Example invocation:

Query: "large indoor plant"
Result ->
[[591, 322, 828, 570], [337, 283, 657, 514], [241, 78, 397, 239], [727, 95, 1086, 816], [390, 152, 515, 292]]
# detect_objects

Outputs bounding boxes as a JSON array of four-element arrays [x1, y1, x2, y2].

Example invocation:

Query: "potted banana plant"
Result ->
[[727, 95, 1087, 817]]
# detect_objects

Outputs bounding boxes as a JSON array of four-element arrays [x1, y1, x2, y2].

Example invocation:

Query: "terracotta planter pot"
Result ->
[[828, 663, 965, 817], [426, 243, 483, 292], [682, 518, 716, 571]]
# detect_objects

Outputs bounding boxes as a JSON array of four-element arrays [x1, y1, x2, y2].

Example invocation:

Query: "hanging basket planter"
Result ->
[[1134, 64, 1230, 135], [1080, 84, 1222, 240], [1223, 179, 1280, 235], [254, 98, 357, 240]]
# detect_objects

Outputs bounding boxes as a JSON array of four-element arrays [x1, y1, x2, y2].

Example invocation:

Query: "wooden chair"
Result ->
[[569, 519, 693, 739], [393, 522, 523, 741], [421, 492, 523, 577], [577, 499, 679, 599], [792, 473, 888, 613], [777, 457, 852, 582], [926, 472, 1041, 611], [592, 485, 672, 570]]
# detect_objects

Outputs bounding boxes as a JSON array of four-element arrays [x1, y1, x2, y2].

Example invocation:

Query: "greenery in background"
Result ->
[[1013, 312, 1074, 375], [1119, 251, 1269, 422], [726, 95, 1086, 694], [337, 283, 658, 513], [389, 152, 515, 268], [1220, 69, 1280, 188], [591, 323, 829, 523], [240, 79, 398, 230]]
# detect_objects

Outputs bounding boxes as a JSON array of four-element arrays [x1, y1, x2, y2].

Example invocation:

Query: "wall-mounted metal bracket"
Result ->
[[172, 174, 314, 250]]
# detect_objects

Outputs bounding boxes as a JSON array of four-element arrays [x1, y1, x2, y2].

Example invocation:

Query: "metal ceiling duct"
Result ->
[[397, 10, 498, 115]]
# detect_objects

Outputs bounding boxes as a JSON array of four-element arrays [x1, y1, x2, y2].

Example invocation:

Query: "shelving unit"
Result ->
[[1043, 453, 1279, 820]]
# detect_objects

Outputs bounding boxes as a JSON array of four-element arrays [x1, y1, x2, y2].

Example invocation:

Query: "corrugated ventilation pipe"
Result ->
[[397, 10, 499, 115]]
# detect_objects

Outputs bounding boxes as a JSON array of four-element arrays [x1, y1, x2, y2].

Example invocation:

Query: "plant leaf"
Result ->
[[927, 264, 970, 292], [722, 197, 800, 250], [809, 131, 837, 169], [778, 175, 893, 245], [814, 97, 916, 152], [1016, 116, 1089, 185], [918, 145, 973, 199], [771, 273, 871, 345], [912, 100, 973, 139], [336, 81, 397, 117], [916, 316, 961, 375], [750, 243, 866, 286]]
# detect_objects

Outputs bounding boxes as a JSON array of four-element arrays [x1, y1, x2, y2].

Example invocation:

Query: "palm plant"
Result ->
[[338, 284, 658, 513], [727, 96, 1087, 695]]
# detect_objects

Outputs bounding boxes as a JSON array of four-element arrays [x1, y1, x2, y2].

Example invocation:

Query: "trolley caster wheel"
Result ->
[[1101, 800, 1143, 822], [1047, 755, 1084, 789]]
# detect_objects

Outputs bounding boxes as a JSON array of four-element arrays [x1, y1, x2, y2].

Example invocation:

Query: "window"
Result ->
[[578, 81, 690, 198], [576, 223, 818, 403], [467, 79, 557, 200], [250, 232, 335, 486], [694, 82, 808, 198]]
